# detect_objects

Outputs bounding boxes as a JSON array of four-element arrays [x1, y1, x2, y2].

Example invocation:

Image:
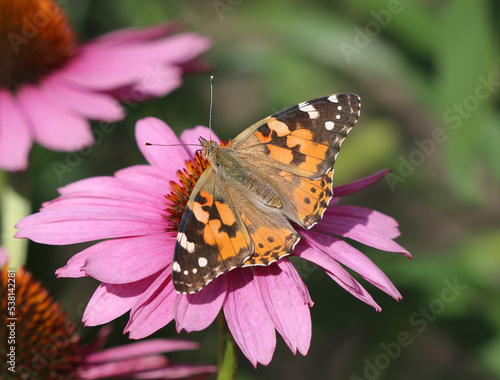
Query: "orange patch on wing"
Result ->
[[204, 217, 249, 261], [215, 201, 236, 226], [291, 128, 313, 140], [297, 156, 323, 173], [268, 118, 291, 137], [192, 190, 214, 224], [267, 144, 294, 164]]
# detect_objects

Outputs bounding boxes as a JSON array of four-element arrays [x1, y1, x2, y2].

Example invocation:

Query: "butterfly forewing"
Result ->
[[172, 168, 254, 294], [231, 93, 361, 179]]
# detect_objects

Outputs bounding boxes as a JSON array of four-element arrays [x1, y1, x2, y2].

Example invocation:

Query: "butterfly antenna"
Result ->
[[209, 75, 214, 142]]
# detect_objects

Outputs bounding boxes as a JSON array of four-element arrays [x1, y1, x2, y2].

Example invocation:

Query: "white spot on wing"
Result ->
[[335, 114, 341, 120], [178, 232, 195, 253], [173, 262, 181, 273], [198, 257, 208, 267], [328, 94, 339, 103], [298, 101, 319, 119], [325, 121, 335, 130]]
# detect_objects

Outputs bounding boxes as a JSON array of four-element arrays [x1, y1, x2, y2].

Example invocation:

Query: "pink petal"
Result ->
[[61, 33, 210, 91], [84, 275, 157, 326], [0, 91, 32, 171], [277, 259, 313, 307], [15, 206, 166, 245], [79, 356, 169, 380], [82, 234, 174, 284], [136, 118, 190, 174], [223, 268, 276, 367], [56, 246, 94, 278], [174, 275, 227, 332], [179, 125, 220, 156], [17, 85, 93, 151], [85, 339, 199, 364], [55, 175, 166, 204], [326, 205, 401, 239], [126, 268, 176, 339], [134, 364, 218, 379], [42, 76, 125, 122], [126, 65, 182, 97], [303, 230, 401, 300], [321, 206, 411, 257], [254, 264, 312, 356], [333, 169, 390, 198], [114, 165, 172, 197], [91, 23, 182, 45], [295, 244, 381, 311]]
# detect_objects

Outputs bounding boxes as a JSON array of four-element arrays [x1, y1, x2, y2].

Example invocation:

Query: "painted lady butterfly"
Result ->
[[173, 93, 361, 293]]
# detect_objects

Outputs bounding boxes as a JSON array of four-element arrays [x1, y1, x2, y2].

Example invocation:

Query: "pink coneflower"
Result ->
[[0, 0, 211, 171], [0, 265, 216, 379], [16, 118, 411, 366]]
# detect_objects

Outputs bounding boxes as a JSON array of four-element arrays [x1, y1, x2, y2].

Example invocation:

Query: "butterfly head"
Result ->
[[198, 136, 220, 160]]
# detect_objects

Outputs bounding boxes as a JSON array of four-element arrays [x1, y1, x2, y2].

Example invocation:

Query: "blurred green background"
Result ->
[[11, 0, 500, 379]]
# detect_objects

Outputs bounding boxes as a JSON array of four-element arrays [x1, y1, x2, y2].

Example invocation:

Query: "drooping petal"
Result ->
[[303, 230, 402, 300], [320, 206, 411, 257], [79, 356, 169, 380], [84, 339, 199, 363], [277, 259, 314, 307], [84, 275, 157, 326], [136, 117, 190, 175], [174, 275, 228, 333], [295, 244, 381, 311], [254, 264, 312, 356], [17, 84, 94, 151], [82, 234, 174, 284], [126, 269, 177, 339], [325, 205, 402, 240], [223, 268, 276, 367], [333, 169, 390, 198], [0, 91, 32, 171]]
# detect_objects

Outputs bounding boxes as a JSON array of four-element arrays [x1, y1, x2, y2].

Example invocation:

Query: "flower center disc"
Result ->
[[0, 0, 77, 91]]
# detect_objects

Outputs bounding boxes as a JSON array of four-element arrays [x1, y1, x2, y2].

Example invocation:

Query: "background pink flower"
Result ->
[[0, 265, 216, 379], [16, 118, 410, 366], [0, 0, 211, 171]]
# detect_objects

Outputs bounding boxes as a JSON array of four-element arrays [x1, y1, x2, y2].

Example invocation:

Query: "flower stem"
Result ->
[[217, 312, 238, 380], [0, 171, 30, 268]]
